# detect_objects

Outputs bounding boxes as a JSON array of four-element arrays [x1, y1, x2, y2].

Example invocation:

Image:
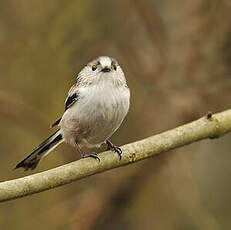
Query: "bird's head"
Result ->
[[77, 56, 126, 86]]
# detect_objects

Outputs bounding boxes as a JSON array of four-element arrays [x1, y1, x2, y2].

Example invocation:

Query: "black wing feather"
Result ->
[[50, 118, 62, 128], [65, 93, 78, 111], [50, 92, 79, 128]]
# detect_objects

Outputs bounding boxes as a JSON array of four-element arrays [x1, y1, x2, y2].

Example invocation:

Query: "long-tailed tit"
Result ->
[[15, 56, 130, 170]]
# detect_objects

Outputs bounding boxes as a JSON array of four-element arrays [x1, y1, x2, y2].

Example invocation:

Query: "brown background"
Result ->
[[1, 0, 231, 229]]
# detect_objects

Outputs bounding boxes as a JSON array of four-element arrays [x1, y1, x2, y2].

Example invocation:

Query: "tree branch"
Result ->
[[1, 109, 231, 203]]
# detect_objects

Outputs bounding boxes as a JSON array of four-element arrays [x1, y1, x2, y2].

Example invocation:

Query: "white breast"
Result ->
[[60, 82, 130, 148]]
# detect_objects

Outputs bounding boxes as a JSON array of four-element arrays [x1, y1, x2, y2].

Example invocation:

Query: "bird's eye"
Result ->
[[111, 61, 117, 71], [92, 64, 97, 71]]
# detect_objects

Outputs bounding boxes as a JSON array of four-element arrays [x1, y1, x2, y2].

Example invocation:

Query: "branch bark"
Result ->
[[1, 109, 231, 203]]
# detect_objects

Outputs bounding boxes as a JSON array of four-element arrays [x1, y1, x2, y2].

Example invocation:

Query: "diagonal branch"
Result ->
[[1, 109, 231, 203]]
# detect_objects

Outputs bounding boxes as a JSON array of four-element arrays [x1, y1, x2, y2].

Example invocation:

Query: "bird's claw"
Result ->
[[113, 146, 122, 160], [106, 140, 122, 160], [82, 153, 100, 162]]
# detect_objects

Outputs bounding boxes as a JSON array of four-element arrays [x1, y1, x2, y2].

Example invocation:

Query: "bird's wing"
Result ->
[[64, 92, 79, 111], [50, 117, 62, 128], [50, 84, 79, 128]]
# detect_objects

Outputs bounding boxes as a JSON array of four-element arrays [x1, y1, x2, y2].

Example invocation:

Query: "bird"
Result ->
[[15, 56, 130, 170]]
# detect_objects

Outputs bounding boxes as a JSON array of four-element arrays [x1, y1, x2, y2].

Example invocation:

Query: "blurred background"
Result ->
[[1, 0, 231, 229]]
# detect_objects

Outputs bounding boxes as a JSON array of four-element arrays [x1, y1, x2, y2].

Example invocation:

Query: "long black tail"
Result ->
[[15, 130, 63, 170]]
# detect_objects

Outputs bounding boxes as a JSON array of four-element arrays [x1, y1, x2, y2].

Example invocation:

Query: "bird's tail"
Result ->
[[15, 130, 63, 170]]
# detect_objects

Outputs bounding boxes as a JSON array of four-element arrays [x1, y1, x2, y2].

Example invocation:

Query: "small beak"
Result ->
[[102, 67, 111, 72]]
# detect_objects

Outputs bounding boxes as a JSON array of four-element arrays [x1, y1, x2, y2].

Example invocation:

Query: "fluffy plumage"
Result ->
[[15, 56, 130, 170]]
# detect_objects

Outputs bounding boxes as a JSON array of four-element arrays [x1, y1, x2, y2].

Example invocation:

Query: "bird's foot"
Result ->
[[106, 140, 122, 160], [82, 153, 100, 162], [75, 141, 100, 162]]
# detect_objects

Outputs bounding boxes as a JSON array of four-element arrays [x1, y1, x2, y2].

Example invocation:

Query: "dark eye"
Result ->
[[111, 61, 117, 71], [92, 64, 97, 71]]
